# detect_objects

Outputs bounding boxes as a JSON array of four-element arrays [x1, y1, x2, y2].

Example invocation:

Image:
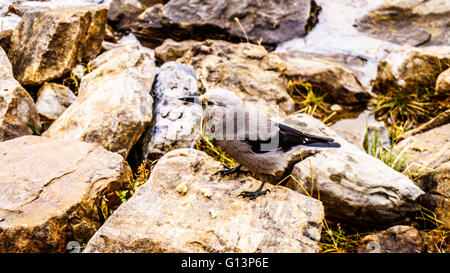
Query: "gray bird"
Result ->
[[179, 88, 340, 199]]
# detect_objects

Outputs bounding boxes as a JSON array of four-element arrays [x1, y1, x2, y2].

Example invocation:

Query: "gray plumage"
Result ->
[[179, 88, 340, 198]]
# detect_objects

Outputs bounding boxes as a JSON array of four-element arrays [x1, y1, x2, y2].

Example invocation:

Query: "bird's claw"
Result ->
[[238, 189, 270, 200], [214, 164, 249, 176]]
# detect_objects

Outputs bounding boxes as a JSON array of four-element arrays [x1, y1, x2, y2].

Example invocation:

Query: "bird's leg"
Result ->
[[238, 175, 270, 200], [214, 163, 250, 176]]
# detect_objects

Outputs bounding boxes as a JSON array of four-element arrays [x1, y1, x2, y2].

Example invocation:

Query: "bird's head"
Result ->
[[179, 88, 244, 120]]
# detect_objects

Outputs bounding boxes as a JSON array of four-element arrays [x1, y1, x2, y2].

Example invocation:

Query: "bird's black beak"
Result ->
[[178, 96, 199, 103]]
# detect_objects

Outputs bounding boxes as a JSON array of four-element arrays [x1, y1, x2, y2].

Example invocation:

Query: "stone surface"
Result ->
[[330, 110, 391, 151], [0, 135, 133, 252], [43, 42, 155, 159], [155, 39, 295, 116], [282, 114, 424, 228], [372, 46, 450, 95], [8, 5, 107, 85], [0, 46, 40, 141], [436, 68, 450, 96], [278, 50, 370, 106], [35, 82, 76, 123], [132, 0, 318, 46], [139, 61, 201, 161], [396, 123, 450, 228], [84, 148, 324, 253], [357, 225, 423, 253], [356, 0, 450, 46]]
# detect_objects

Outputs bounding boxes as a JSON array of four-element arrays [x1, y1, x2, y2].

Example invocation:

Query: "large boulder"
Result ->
[[8, 5, 107, 85], [84, 148, 325, 253], [132, 0, 319, 46], [138, 61, 202, 161], [155, 39, 295, 116], [372, 46, 450, 95], [0, 46, 41, 141], [396, 123, 450, 228], [43, 42, 155, 159], [356, 0, 450, 46], [0, 136, 133, 252], [282, 114, 424, 228]]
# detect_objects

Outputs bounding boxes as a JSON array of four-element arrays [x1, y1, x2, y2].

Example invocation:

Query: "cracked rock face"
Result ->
[[139, 61, 201, 161], [283, 114, 424, 228], [84, 148, 324, 253], [0, 136, 133, 253], [0, 47, 41, 141], [43, 42, 155, 159], [8, 5, 107, 85]]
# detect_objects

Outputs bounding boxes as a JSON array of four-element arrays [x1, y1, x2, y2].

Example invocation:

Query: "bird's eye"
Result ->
[[207, 101, 214, 106]]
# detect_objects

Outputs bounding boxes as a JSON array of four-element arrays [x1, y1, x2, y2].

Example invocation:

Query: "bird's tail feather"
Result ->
[[303, 141, 341, 148]]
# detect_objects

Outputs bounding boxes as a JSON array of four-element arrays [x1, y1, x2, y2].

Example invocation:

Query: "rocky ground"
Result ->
[[0, 0, 448, 253]]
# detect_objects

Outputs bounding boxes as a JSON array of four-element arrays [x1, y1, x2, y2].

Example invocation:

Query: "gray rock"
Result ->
[[43, 42, 155, 159], [35, 82, 76, 123], [436, 68, 450, 96], [283, 114, 424, 228], [0, 135, 133, 252], [355, 0, 450, 46], [133, 0, 319, 46], [84, 148, 325, 253], [140, 61, 201, 160]]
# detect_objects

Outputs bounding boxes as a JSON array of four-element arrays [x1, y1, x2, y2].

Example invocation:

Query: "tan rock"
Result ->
[[84, 148, 324, 253], [155, 39, 295, 116], [372, 46, 450, 95], [0, 47, 40, 141], [35, 82, 76, 123], [0, 136, 133, 252], [436, 68, 450, 96], [278, 51, 370, 106], [43, 42, 155, 159], [8, 5, 107, 85], [358, 225, 423, 253]]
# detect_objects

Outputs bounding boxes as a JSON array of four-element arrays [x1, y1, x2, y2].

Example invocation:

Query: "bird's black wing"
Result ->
[[244, 122, 340, 153]]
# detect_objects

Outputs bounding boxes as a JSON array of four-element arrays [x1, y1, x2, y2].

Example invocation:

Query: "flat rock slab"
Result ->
[[0, 136, 133, 252], [355, 0, 450, 46], [84, 148, 324, 253]]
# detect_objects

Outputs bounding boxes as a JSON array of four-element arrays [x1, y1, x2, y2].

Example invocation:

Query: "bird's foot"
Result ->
[[238, 188, 270, 200], [214, 164, 250, 176]]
